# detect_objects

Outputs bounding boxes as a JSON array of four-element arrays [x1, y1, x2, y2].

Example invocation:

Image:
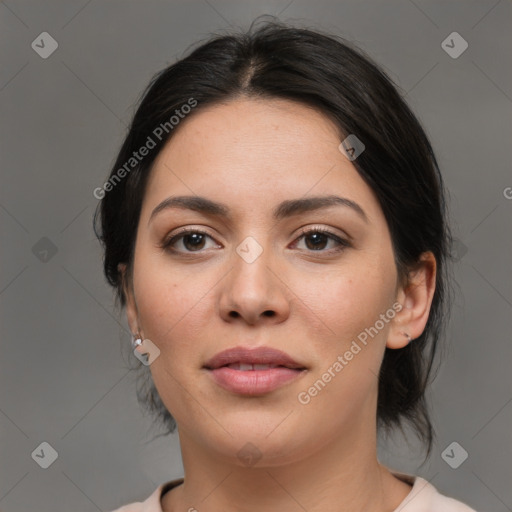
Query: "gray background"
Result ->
[[1, 1, 511, 510]]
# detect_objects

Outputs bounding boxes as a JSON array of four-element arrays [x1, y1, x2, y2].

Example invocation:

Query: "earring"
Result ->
[[131, 333, 143, 350], [400, 331, 412, 342]]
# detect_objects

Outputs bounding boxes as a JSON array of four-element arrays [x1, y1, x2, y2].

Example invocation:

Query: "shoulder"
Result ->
[[109, 477, 184, 512], [393, 473, 477, 512]]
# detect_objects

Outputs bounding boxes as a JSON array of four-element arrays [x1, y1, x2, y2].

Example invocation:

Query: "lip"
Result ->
[[203, 346, 307, 396], [203, 346, 306, 370]]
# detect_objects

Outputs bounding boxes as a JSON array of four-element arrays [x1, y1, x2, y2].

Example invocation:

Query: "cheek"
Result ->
[[303, 256, 397, 343], [296, 249, 398, 404], [132, 254, 204, 347], [294, 270, 395, 418]]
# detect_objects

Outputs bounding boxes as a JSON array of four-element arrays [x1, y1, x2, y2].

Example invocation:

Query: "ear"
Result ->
[[387, 251, 437, 349], [118, 263, 141, 337]]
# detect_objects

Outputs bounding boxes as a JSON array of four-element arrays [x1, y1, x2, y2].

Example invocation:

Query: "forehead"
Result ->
[[160, 97, 342, 162], [142, 98, 381, 224]]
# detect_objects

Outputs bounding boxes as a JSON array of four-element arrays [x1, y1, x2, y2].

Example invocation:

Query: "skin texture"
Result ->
[[121, 97, 436, 511]]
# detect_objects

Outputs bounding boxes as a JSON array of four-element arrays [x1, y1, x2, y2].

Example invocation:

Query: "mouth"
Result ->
[[202, 345, 307, 371], [214, 362, 305, 371], [203, 346, 307, 395]]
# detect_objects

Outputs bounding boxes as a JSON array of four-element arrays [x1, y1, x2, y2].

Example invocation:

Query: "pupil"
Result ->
[[185, 233, 204, 250], [306, 233, 326, 250]]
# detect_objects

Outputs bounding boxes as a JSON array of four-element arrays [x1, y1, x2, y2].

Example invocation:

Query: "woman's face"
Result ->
[[124, 97, 411, 465]]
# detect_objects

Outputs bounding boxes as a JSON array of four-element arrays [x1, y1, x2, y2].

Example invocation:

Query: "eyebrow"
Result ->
[[148, 194, 368, 225]]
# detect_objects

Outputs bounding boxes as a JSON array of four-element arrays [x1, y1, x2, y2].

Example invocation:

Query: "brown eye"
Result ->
[[161, 229, 218, 253], [293, 228, 350, 253]]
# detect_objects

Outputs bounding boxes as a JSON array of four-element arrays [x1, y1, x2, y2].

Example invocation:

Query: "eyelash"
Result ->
[[159, 226, 350, 255]]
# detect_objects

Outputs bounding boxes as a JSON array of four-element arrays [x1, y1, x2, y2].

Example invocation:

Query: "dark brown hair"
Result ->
[[94, 17, 453, 456]]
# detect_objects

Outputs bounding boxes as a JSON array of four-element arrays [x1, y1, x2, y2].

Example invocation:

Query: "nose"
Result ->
[[219, 244, 290, 326]]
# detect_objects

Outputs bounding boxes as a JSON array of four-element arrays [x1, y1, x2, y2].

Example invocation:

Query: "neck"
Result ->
[[162, 416, 411, 512]]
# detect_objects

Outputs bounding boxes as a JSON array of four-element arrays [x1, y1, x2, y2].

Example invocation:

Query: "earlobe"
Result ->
[[387, 252, 437, 350], [386, 330, 413, 350], [401, 332, 412, 343]]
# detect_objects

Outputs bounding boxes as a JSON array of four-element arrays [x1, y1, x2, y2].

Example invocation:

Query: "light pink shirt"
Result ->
[[110, 472, 477, 511]]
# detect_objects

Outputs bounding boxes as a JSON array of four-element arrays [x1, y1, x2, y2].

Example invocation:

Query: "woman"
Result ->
[[95, 18, 477, 512]]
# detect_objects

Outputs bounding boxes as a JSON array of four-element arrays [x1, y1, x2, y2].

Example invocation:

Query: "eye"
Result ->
[[292, 227, 350, 253], [160, 228, 220, 253], [160, 226, 350, 255]]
